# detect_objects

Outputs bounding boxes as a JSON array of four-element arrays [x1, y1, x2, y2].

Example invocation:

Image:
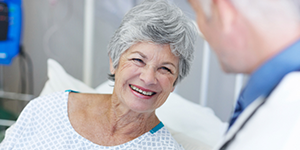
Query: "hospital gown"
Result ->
[[0, 91, 184, 150]]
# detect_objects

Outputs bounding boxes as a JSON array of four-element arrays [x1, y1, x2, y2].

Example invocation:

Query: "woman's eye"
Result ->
[[160, 67, 172, 74], [131, 58, 145, 65]]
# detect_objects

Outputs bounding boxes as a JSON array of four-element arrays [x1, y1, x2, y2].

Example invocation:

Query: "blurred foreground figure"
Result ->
[[188, 0, 300, 149]]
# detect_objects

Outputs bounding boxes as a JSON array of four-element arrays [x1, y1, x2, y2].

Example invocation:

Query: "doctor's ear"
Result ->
[[214, 0, 238, 33], [109, 58, 115, 74]]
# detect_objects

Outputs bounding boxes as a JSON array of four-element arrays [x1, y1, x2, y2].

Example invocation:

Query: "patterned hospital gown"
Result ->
[[0, 91, 184, 150]]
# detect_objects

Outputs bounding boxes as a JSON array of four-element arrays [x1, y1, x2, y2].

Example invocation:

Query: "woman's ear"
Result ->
[[109, 57, 115, 74]]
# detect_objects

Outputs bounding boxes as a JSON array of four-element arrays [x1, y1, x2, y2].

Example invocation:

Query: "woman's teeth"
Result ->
[[130, 85, 155, 96]]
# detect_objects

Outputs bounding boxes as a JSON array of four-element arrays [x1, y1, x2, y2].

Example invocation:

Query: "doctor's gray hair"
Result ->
[[197, 0, 300, 23], [107, 0, 197, 85]]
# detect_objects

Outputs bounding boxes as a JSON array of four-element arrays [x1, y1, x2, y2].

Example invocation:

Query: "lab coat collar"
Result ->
[[216, 71, 300, 150], [214, 96, 266, 149]]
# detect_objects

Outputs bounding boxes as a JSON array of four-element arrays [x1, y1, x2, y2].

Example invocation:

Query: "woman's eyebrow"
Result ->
[[130, 51, 177, 68], [130, 51, 147, 59], [162, 62, 177, 68]]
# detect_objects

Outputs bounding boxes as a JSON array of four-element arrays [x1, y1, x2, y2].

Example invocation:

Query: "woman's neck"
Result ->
[[106, 95, 160, 136]]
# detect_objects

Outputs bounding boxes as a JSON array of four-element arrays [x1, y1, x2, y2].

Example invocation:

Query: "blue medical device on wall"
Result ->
[[0, 0, 22, 65]]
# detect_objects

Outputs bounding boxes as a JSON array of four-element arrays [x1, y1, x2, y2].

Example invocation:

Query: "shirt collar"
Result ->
[[239, 39, 300, 109]]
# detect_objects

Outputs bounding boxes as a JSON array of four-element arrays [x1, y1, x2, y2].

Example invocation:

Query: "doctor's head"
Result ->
[[188, 0, 300, 74]]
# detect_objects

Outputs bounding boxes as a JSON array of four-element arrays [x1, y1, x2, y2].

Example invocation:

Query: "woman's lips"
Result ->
[[129, 84, 157, 98]]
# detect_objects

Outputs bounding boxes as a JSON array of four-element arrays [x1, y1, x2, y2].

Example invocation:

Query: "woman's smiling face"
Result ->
[[111, 42, 179, 113]]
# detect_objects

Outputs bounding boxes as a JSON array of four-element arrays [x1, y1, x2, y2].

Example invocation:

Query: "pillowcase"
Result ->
[[40, 59, 227, 149], [40, 59, 97, 96]]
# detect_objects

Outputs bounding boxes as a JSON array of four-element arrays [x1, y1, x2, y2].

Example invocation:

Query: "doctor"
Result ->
[[188, 0, 300, 149]]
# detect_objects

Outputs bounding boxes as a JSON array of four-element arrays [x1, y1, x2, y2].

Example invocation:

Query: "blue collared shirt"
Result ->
[[229, 39, 300, 128]]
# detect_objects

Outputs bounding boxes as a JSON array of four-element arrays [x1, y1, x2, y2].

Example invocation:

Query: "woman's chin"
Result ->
[[127, 103, 155, 113]]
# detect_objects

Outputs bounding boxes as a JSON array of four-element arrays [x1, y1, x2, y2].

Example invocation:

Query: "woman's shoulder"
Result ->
[[160, 126, 185, 149], [28, 91, 67, 107], [139, 125, 185, 149], [23, 91, 71, 117]]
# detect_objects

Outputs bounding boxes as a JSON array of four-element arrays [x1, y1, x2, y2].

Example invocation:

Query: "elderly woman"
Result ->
[[0, 0, 197, 149]]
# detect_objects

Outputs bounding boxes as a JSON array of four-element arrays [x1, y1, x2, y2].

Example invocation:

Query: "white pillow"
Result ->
[[41, 59, 227, 149], [40, 59, 97, 96]]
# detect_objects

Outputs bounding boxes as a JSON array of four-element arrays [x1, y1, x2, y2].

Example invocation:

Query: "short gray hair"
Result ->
[[198, 0, 300, 23], [108, 0, 197, 85]]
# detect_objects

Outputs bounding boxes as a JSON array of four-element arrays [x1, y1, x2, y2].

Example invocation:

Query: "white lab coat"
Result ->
[[214, 72, 300, 150]]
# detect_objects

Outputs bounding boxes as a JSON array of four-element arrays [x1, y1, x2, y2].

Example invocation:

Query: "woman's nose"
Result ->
[[140, 67, 157, 85]]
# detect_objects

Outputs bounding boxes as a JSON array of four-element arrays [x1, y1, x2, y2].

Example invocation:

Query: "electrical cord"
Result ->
[[18, 45, 33, 95], [18, 50, 26, 94]]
